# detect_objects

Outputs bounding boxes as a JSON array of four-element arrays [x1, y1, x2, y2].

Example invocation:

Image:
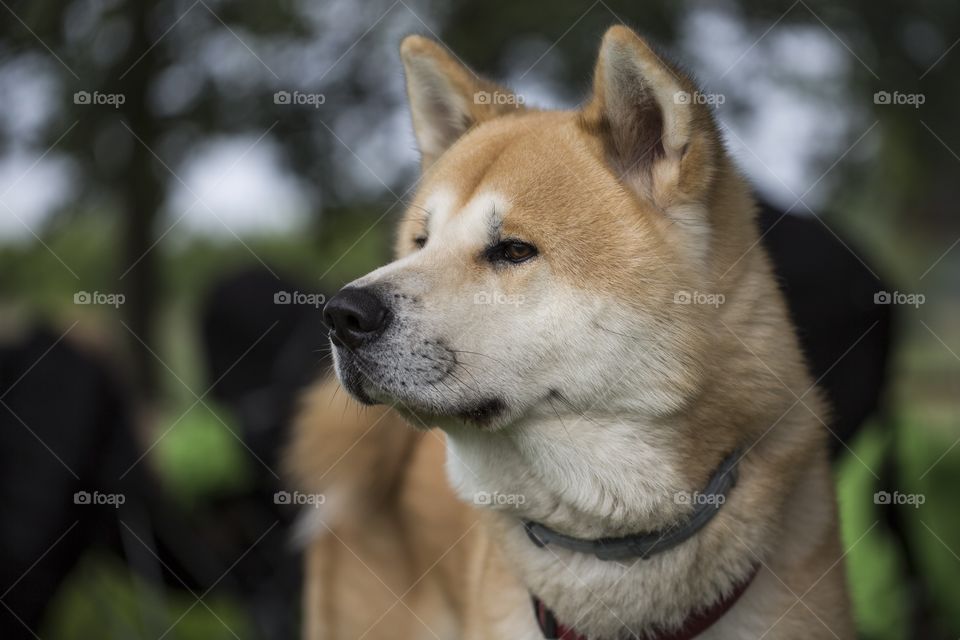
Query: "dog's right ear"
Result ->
[[401, 35, 524, 170], [581, 26, 721, 211]]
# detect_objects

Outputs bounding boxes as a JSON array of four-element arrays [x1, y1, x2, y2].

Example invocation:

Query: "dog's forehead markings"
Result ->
[[424, 188, 456, 235], [437, 191, 508, 245]]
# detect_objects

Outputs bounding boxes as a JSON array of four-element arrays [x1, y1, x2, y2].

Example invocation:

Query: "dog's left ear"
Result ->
[[401, 35, 525, 170], [581, 26, 721, 210]]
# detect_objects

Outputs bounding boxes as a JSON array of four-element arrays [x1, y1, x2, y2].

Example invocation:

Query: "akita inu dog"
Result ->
[[288, 25, 854, 640]]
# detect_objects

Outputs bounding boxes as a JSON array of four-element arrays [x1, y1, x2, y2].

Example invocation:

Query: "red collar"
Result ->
[[531, 564, 759, 640]]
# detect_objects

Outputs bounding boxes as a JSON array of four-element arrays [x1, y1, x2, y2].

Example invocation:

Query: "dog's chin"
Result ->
[[393, 397, 508, 431], [332, 348, 510, 429], [333, 361, 508, 430]]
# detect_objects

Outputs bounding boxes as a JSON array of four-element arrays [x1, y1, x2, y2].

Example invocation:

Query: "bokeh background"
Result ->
[[1, 0, 958, 638]]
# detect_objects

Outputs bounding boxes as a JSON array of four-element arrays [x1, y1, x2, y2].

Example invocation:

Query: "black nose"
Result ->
[[323, 287, 390, 348]]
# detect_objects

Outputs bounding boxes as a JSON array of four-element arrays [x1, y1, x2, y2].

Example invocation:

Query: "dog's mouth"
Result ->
[[333, 346, 507, 429], [335, 355, 378, 405], [391, 399, 506, 430], [453, 398, 506, 424]]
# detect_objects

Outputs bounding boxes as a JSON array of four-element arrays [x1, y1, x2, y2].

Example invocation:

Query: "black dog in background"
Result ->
[[1, 203, 919, 639]]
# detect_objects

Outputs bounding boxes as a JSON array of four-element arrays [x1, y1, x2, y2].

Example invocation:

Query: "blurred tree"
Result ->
[[0, 0, 413, 397]]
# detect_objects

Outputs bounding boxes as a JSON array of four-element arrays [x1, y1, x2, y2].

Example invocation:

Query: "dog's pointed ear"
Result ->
[[401, 35, 525, 169], [581, 26, 720, 209]]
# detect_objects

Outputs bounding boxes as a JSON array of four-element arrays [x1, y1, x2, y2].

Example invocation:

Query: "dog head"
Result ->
[[325, 26, 751, 432]]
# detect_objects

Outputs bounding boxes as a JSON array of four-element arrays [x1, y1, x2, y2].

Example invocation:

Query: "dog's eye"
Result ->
[[488, 240, 537, 264], [413, 235, 427, 249]]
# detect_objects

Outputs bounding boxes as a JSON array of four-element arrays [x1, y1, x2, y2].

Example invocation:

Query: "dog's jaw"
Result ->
[[330, 333, 516, 430]]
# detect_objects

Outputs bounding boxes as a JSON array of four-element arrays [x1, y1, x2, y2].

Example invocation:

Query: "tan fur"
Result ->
[[288, 382, 481, 639], [288, 26, 854, 640]]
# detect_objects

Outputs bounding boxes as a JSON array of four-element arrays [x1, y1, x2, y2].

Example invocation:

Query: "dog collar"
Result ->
[[523, 448, 743, 561], [531, 562, 759, 640]]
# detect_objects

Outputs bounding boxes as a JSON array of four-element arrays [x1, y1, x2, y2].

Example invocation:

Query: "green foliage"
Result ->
[[42, 554, 254, 640], [154, 402, 254, 505]]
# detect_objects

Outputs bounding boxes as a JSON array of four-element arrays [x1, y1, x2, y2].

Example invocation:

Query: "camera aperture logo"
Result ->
[[74, 90, 126, 109], [873, 490, 924, 509], [473, 491, 526, 508], [274, 290, 326, 308], [474, 90, 524, 108], [874, 290, 924, 308], [273, 90, 326, 108], [873, 90, 924, 109], [274, 490, 326, 508], [673, 290, 725, 308], [74, 291, 125, 308], [74, 490, 126, 508]]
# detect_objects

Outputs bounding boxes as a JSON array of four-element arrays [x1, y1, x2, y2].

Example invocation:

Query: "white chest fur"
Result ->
[[444, 422, 775, 638]]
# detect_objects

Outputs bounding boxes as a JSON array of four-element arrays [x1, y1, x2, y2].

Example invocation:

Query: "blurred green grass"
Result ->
[[42, 553, 253, 639], [2, 211, 958, 639]]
